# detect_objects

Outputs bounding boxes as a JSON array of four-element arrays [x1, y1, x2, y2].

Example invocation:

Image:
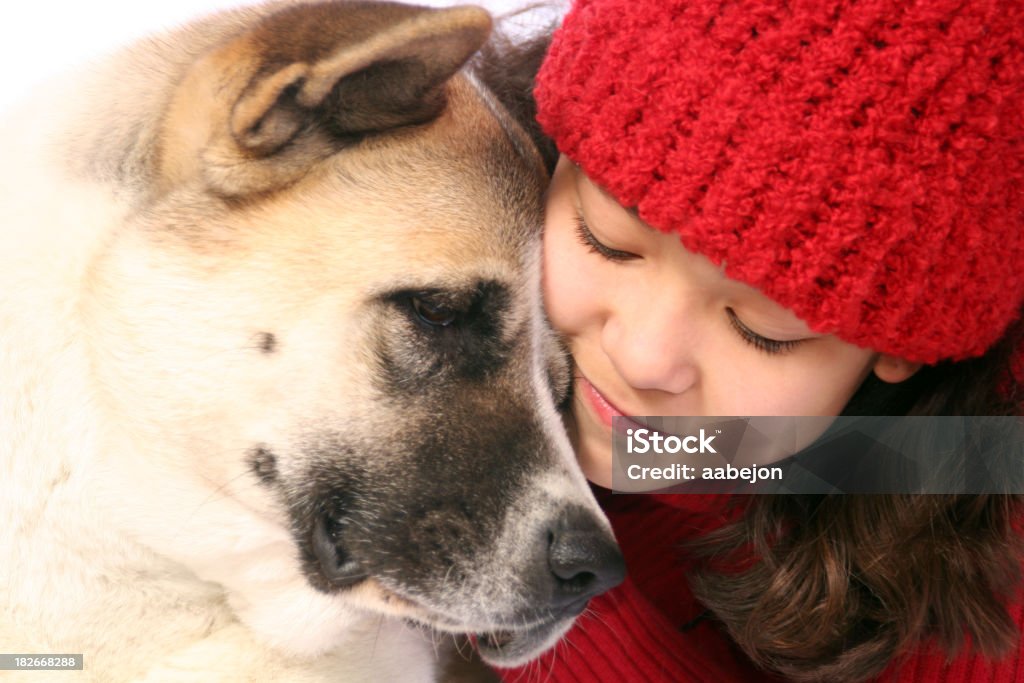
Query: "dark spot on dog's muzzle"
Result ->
[[310, 498, 368, 588], [248, 445, 278, 484], [257, 331, 277, 354]]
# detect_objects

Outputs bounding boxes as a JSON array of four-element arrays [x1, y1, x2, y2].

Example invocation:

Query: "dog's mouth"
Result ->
[[468, 595, 589, 667], [471, 611, 578, 667]]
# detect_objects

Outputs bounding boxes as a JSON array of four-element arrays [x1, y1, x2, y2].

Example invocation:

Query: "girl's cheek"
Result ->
[[542, 222, 590, 333]]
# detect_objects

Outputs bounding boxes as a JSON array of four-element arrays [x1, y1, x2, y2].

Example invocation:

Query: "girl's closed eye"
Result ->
[[725, 307, 803, 356], [573, 210, 638, 262]]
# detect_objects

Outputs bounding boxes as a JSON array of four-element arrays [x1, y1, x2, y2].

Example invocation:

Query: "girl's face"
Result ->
[[543, 157, 919, 487]]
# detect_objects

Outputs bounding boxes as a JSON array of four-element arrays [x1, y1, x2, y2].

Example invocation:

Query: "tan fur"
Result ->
[[0, 2, 616, 681]]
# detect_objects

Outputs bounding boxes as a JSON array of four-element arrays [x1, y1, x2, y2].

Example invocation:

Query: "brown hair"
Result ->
[[688, 319, 1024, 681], [475, 20, 1024, 682], [473, 13, 558, 175]]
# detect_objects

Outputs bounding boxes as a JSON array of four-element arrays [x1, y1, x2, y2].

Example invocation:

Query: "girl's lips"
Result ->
[[576, 373, 647, 431]]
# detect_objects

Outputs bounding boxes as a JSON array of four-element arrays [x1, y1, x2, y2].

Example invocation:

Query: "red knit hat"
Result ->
[[535, 0, 1024, 365]]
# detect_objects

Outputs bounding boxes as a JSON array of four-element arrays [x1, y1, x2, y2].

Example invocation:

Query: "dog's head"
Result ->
[[84, 1, 622, 668]]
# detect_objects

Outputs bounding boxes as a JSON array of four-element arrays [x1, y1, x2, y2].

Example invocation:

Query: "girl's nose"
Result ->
[[601, 300, 699, 396]]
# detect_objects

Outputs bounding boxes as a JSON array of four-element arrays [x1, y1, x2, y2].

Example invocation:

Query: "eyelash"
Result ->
[[573, 211, 637, 262], [572, 208, 798, 356], [726, 308, 801, 355]]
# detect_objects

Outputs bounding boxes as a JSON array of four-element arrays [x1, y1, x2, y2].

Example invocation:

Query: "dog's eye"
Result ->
[[411, 297, 458, 328]]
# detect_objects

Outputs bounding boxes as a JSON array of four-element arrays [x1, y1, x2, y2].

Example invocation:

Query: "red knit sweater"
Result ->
[[498, 490, 1024, 682]]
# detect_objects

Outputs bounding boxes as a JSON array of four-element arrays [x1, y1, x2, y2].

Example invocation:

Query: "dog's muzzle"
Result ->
[[473, 506, 625, 666], [306, 495, 624, 665]]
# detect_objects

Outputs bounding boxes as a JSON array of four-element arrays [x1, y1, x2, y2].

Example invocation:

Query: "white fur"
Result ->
[[0, 7, 445, 680], [0, 93, 441, 683]]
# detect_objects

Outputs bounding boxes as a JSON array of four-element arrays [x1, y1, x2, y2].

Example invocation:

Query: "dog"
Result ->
[[0, 2, 624, 680]]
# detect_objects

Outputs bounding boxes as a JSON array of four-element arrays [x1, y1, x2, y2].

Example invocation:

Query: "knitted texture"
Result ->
[[535, 0, 1024, 364]]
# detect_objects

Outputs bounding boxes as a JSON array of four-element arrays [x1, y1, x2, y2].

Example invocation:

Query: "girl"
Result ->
[[482, 0, 1024, 680]]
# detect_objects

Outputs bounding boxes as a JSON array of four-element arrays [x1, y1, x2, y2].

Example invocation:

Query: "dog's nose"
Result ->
[[547, 507, 625, 611]]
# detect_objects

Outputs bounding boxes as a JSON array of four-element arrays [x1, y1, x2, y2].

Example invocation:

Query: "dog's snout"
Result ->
[[547, 508, 625, 610]]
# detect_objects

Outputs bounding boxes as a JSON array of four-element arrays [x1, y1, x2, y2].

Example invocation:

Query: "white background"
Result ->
[[0, 0, 559, 115]]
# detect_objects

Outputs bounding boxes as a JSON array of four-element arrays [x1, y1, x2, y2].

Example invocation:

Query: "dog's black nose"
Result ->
[[547, 507, 625, 611]]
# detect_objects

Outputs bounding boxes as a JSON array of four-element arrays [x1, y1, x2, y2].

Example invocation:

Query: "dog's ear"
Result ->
[[158, 3, 492, 197]]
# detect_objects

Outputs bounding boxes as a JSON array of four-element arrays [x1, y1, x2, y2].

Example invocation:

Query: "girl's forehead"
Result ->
[[569, 162, 644, 223]]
